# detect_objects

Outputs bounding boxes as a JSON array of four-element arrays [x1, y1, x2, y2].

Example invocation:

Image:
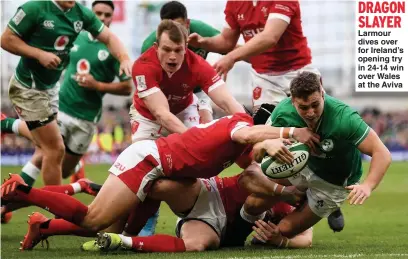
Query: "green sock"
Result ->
[[20, 162, 41, 186], [1, 117, 17, 134]]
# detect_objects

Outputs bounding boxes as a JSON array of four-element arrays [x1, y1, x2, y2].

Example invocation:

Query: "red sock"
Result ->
[[124, 198, 160, 235], [16, 186, 88, 225], [131, 235, 186, 252], [41, 185, 75, 196], [40, 219, 96, 237]]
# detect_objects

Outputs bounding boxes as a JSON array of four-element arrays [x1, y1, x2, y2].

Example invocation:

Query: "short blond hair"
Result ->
[[156, 19, 188, 45]]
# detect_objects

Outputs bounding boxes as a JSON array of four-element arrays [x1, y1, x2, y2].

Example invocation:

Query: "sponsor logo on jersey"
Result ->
[[182, 83, 189, 89], [12, 9, 26, 25], [54, 36, 70, 50], [320, 139, 334, 152], [253, 86, 262, 100], [135, 75, 147, 91], [274, 4, 290, 13], [43, 20, 55, 29], [98, 50, 109, 61], [76, 59, 90, 74], [243, 28, 264, 38], [73, 21, 83, 33], [237, 14, 245, 20]]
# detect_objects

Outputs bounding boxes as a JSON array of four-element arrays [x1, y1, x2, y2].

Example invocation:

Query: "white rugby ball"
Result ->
[[261, 142, 309, 179]]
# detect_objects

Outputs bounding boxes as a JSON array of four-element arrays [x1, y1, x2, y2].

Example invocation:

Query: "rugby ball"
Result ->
[[261, 142, 309, 179]]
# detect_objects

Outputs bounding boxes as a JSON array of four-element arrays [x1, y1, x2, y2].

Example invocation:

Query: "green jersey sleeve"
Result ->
[[141, 32, 157, 54], [81, 4, 104, 37], [8, 1, 40, 37], [340, 107, 370, 146], [190, 19, 220, 37]]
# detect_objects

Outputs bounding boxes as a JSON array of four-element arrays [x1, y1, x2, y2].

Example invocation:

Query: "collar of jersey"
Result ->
[[52, 0, 72, 13]]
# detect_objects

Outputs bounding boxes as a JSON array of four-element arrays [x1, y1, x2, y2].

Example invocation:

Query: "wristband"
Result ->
[[279, 127, 284, 138], [289, 127, 295, 139]]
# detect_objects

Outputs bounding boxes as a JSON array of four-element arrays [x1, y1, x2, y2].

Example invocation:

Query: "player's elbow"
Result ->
[[1, 32, 12, 51]]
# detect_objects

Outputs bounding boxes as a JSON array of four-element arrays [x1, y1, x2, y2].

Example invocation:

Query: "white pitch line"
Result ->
[[225, 254, 408, 259]]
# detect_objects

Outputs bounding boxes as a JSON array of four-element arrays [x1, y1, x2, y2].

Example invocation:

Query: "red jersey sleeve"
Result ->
[[224, 1, 239, 30], [235, 149, 253, 169], [194, 56, 224, 94], [227, 113, 254, 139], [132, 62, 162, 99], [268, 1, 298, 24]]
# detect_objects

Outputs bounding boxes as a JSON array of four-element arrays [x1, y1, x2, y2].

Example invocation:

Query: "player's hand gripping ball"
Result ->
[[261, 142, 309, 179]]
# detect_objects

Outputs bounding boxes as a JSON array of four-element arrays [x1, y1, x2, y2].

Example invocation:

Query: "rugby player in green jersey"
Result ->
[[17, 0, 132, 186], [237, 72, 391, 240], [141, 1, 220, 124], [1, 0, 132, 186]]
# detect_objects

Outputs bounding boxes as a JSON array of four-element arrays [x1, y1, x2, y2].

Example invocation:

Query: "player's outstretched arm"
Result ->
[[253, 220, 313, 249], [346, 129, 392, 205], [96, 27, 132, 76], [188, 27, 240, 54], [207, 84, 245, 115], [232, 125, 317, 146], [143, 91, 188, 134]]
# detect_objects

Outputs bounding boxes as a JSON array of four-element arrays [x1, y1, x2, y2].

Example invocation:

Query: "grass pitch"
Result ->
[[1, 162, 408, 259]]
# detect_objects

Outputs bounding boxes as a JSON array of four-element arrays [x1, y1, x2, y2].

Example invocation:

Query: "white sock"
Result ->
[[118, 234, 133, 249], [70, 182, 82, 193], [240, 206, 266, 224], [74, 162, 82, 173], [22, 162, 41, 180], [12, 119, 22, 135]]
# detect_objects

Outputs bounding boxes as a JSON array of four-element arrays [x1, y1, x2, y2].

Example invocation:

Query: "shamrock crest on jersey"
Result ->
[[320, 139, 334, 152], [98, 50, 109, 61], [74, 21, 83, 33]]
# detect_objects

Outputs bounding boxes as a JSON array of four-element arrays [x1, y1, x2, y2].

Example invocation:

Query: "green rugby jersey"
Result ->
[[59, 31, 130, 123], [268, 95, 370, 186], [8, 0, 104, 90]]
